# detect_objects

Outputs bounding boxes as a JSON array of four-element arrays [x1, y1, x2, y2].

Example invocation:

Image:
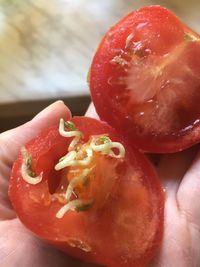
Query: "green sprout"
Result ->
[[99, 135, 110, 143], [25, 154, 36, 177], [64, 121, 76, 131], [75, 200, 94, 212]]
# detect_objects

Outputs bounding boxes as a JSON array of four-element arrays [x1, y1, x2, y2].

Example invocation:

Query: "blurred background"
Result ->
[[0, 0, 199, 131]]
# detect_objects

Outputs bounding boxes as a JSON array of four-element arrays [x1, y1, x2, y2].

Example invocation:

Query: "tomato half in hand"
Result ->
[[90, 5, 200, 153], [9, 115, 164, 267]]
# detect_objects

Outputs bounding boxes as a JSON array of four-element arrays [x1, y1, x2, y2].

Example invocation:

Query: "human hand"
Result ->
[[0, 101, 200, 267], [86, 104, 200, 267], [0, 101, 96, 267], [149, 145, 200, 267]]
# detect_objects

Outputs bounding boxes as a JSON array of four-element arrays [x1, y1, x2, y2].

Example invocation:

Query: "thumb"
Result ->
[[0, 101, 71, 167], [177, 146, 200, 224]]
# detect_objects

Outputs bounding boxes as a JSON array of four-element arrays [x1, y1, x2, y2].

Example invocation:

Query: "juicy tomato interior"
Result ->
[[9, 116, 164, 267], [90, 6, 200, 152], [57, 151, 118, 210]]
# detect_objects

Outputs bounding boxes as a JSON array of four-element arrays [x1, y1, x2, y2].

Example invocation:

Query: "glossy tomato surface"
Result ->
[[90, 5, 200, 153], [9, 116, 164, 267]]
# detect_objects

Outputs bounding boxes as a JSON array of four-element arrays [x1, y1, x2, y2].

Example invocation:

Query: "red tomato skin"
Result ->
[[9, 116, 164, 267], [90, 5, 200, 153]]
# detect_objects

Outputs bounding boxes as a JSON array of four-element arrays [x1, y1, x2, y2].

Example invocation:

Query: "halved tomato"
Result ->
[[9, 116, 164, 267], [90, 5, 200, 153]]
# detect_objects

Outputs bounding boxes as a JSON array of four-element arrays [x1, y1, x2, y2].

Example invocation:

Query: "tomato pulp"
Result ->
[[90, 6, 200, 153], [9, 116, 164, 267]]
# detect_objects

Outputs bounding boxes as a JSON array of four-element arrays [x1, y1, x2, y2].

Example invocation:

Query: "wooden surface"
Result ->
[[0, 96, 90, 132], [0, 0, 200, 104], [0, 0, 200, 130]]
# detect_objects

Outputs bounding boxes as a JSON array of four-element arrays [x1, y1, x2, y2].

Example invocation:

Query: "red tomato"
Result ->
[[9, 116, 164, 267], [90, 6, 200, 153]]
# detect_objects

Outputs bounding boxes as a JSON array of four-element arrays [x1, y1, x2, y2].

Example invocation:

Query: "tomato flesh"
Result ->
[[90, 6, 200, 152], [9, 116, 164, 267]]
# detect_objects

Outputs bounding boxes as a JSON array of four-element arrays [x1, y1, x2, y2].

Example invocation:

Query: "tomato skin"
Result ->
[[9, 116, 164, 267], [90, 5, 200, 153]]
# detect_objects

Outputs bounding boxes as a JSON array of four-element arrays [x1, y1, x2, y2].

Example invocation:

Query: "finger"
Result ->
[[85, 102, 99, 119], [0, 219, 99, 267], [177, 146, 200, 224], [0, 101, 71, 219], [157, 146, 198, 197], [0, 100, 71, 166]]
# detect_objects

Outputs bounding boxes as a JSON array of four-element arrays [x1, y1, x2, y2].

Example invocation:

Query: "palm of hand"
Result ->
[[0, 102, 200, 267], [150, 149, 200, 267]]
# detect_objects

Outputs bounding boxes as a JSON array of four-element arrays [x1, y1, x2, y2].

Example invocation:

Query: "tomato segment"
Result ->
[[90, 6, 200, 152], [9, 116, 164, 267]]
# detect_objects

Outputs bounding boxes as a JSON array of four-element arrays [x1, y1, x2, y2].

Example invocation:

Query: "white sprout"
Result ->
[[56, 199, 93, 219], [107, 142, 126, 158], [75, 147, 93, 166], [125, 32, 134, 48], [59, 118, 82, 151], [65, 168, 91, 201], [55, 120, 126, 218], [21, 147, 43, 185], [55, 151, 77, 171], [90, 137, 125, 158], [54, 147, 93, 171]]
